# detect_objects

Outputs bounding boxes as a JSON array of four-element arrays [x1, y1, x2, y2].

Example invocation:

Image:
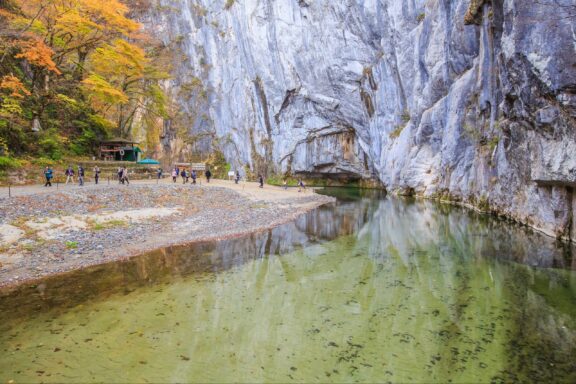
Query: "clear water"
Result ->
[[1, 188, 575, 383]]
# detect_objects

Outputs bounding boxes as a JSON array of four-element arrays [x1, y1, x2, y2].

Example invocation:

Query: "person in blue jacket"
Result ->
[[44, 166, 53, 187]]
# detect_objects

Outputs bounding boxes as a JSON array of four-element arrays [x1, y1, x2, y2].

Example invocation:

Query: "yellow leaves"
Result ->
[[92, 39, 147, 78], [57, 9, 101, 37], [82, 74, 128, 105], [15, 39, 61, 74], [0, 75, 31, 98], [0, 76, 28, 117], [80, 0, 141, 35]]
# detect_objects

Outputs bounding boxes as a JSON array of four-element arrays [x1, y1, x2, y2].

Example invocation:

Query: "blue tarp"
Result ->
[[137, 158, 160, 165]]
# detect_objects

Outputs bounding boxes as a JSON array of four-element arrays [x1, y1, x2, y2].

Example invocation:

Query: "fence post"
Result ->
[[8, 183, 11, 198]]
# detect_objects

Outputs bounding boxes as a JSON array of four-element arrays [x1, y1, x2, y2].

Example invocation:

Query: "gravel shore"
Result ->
[[0, 181, 334, 288]]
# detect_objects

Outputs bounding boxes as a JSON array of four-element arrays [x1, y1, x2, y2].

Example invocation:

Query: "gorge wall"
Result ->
[[136, 0, 576, 242]]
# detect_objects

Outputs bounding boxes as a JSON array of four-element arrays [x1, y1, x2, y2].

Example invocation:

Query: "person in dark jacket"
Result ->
[[78, 166, 85, 186], [191, 170, 197, 184], [65, 166, 75, 184], [181, 168, 187, 184], [205, 169, 212, 183], [93, 166, 100, 184], [258, 174, 264, 188], [298, 178, 306, 192], [44, 166, 53, 187], [235, 171, 240, 184]]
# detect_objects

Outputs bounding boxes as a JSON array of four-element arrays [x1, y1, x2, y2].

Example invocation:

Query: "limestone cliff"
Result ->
[[138, 0, 576, 242]]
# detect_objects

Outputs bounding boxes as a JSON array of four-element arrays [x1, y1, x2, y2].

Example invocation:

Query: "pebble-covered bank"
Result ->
[[0, 184, 334, 288]]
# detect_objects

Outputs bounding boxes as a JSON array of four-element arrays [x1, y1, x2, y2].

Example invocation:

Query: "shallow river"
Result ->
[[0, 188, 575, 383]]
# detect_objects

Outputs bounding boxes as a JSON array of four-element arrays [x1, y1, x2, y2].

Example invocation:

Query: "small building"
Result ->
[[99, 139, 142, 162]]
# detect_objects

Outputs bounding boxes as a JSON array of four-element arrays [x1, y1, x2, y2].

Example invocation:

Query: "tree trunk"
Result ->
[[73, 48, 89, 81]]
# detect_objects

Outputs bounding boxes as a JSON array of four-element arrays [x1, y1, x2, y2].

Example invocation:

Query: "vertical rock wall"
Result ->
[[139, 0, 576, 241]]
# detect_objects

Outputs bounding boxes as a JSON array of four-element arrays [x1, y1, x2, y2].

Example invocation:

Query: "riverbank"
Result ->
[[0, 179, 335, 288]]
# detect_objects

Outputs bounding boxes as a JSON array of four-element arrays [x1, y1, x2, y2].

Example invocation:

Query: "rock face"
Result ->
[[139, 0, 576, 242]]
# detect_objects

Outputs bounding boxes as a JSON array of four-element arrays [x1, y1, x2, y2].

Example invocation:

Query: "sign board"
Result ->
[[191, 163, 206, 171]]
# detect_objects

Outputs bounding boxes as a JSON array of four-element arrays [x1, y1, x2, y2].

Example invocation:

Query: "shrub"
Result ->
[[0, 156, 22, 170], [389, 124, 406, 139], [38, 129, 65, 160]]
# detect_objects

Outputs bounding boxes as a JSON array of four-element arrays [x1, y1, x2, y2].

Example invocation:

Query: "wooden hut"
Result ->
[[99, 138, 142, 162]]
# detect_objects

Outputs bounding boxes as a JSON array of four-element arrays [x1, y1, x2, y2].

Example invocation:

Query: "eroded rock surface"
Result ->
[[138, 0, 576, 241]]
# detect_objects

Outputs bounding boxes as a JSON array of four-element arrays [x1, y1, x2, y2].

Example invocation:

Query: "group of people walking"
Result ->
[[117, 167, 130, 185], [43, 165, 92, 187], [42, 164, 308, 191], [64, 165, 85, 185], [171, 166, 212, 184], [42, 165, 105, 187]]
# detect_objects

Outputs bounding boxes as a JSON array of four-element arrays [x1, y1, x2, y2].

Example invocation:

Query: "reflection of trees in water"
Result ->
[[0, 193, 573, 325]]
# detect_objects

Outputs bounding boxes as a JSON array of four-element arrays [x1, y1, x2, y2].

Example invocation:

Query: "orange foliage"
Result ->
[[0, 9, 16, 19], [0, 75, 31, 98], [15, 39, 62, 74]]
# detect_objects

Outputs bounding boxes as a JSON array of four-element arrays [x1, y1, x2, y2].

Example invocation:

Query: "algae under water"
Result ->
[[0, 188, 575, 383]]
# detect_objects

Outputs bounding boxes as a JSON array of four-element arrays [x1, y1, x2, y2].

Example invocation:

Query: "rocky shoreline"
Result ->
[[0, 183, 334, 289]]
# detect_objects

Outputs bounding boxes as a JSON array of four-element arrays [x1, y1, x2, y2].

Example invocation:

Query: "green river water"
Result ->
[[0, 188, 575, 383]]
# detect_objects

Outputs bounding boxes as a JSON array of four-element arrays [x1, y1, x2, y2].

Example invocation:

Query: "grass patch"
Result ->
[[224, 0, 235, 10], [266, 174, 300, 187], [89, 219, 128, 231], [65, 241, 78, 249]]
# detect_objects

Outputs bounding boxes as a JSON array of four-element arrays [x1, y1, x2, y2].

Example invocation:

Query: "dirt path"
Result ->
[[0, 180, 333, 288]]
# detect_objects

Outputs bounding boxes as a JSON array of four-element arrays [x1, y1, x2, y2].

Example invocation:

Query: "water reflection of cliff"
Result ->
[[0, 190, 574, 323], [360, 197, 575, 270]]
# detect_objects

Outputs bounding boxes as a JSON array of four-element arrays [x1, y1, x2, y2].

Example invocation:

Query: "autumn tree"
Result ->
[[0, 0, 171, 157], [83, 38, 169, 137]]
